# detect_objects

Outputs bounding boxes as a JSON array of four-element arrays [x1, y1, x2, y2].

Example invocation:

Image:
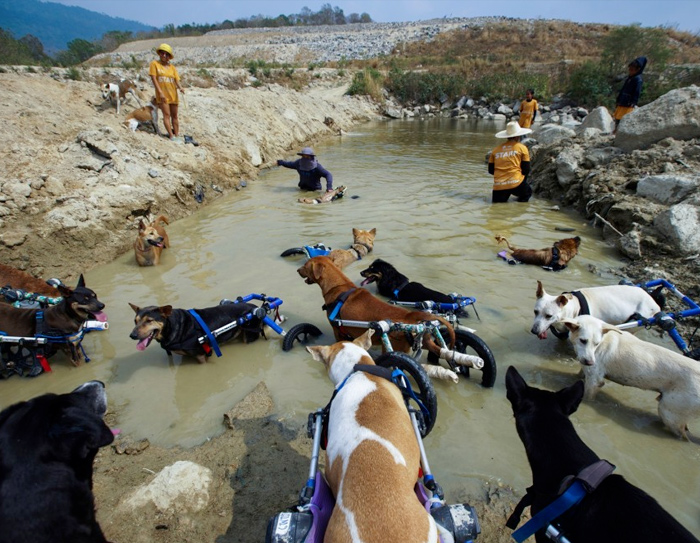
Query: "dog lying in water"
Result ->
[[133, 215, 170, 266], [496, 234, 581, 270], [0, 262, 62, 299], [298, 185, 347, 204]]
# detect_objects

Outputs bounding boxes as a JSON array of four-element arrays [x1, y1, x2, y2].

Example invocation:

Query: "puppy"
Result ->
[[531, 280, 662, 339], [327, 227, 376, 269], [505, 366, 699, 543], [133, 215, 170, 266], [298, 185, 347, 204], [0, 381, 114, 543], [561, 315, 700, 438], [100, 78, 142, 115], [496, 235, 581, 269], [0, 262, 61, 299], [360, 258, 456, 304], [123, 97, 159, 134], [129, 300, 271, 363], [306, 330, 439, 542], [0, 274, 106, 366]]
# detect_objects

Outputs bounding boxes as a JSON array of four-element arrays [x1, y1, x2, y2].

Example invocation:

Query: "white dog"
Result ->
[[562, 314, 700, 438], [101, 79, 141, 115], [531, 280, 661, 339]]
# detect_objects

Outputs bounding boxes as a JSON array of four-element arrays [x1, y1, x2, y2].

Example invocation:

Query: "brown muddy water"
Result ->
[[2, 118, 699, 535]]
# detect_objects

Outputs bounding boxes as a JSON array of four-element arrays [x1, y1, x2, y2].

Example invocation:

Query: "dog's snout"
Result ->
[[129, 330, 139, 340]]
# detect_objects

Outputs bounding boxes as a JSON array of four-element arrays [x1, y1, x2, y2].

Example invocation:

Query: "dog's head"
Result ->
[[359, 258, 394, 286], [531, 280, 571, 339], [352, 228, 376, 249], [0, 380, 114, 467], [307, 330, 374, 386], [297, 256, 336, 285], [553, 236, 581, 265], [560, 315, 622, 366], [138, 219, 165, 248], [57, 274, 107, 323], [100, 82, 118, 100], [128, 303, 171, 350]]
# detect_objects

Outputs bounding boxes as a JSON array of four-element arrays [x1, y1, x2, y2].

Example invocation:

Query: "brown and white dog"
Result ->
[[133, 215, 170, 267], [327, 228, 376, 269], [306, 330, 439, 542], [123, 97, 159, 134], [101, 79, 142, 115], [496, 235, 581, 269]]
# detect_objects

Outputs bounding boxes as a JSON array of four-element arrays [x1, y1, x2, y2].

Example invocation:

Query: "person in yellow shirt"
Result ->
[[487, 121, 532, 203], [518, 89, 538, 129], [149, 43, 185, 140]]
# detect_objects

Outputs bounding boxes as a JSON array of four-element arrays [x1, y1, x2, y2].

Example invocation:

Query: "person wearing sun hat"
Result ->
[[276, 147, 334, 192], [487, 121, 533, 203], [149, 43, 185, 140]]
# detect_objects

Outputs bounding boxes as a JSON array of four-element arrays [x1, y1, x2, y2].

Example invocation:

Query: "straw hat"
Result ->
[[157, 43, 174, 58], [495, 121, 532, 138]]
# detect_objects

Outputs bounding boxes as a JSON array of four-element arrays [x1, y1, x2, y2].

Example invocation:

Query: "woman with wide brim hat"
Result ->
[[487, 121, 533, 203], [149, 43, 186, 140], [276, 146, 334, 192]]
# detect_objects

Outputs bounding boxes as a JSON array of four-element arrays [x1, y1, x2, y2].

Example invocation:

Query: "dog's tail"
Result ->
[[423, 315, 456, 356], [495, 235, 516, 251], [154, 215, 169, 225]]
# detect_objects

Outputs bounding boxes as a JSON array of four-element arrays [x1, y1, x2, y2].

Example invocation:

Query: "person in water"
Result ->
[[277, 147, 333, 191], [487, 121, 532, 203]]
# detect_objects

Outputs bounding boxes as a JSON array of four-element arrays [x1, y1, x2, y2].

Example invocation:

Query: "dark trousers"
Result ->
[[492, 180, 533, 203]]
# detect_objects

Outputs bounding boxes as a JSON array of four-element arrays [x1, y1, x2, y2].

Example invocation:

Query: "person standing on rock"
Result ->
[[149, 43, 185, 141], [277, 147, 333, 192], [518, 89, 538, 129], [487, 121, 532, 203], [613, 56, 647, 133]]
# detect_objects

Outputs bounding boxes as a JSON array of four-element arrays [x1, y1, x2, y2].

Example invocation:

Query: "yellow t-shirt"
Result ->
[[519, 99, 538, 128], [489, 141, 530, 191], [149, 60, 180, 105]]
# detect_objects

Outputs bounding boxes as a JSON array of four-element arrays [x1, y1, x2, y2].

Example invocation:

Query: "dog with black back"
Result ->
[[129, 300, 270, 363], [0, 381, 115, 543], [0, 274, 106, 365], [505, 366, 699, 543]]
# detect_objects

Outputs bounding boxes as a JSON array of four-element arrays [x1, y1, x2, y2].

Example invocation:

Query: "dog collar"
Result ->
[[568, 291, 590, 315], [392, 279, 410, 299]]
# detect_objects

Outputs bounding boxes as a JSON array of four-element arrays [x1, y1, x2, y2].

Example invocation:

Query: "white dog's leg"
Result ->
[[582, 366, 604, 400], [422, 364, 459, 383], [438, 348, 484, 369]]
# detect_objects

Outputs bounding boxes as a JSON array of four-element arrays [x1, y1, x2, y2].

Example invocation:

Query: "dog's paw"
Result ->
[[422, 364, 459, 383]]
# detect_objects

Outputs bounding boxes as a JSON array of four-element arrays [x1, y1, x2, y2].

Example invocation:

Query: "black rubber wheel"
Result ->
[[282, 323, 322, 351], [427, 329, 497, 388], [375, 351, 438, 437], [686, 348, 700, 361], [280, 247, 306, 257], [549, 325, 570, 340]]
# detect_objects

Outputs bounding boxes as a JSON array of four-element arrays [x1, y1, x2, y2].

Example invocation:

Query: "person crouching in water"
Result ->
[[277, 147, 333, 192], [488, 121, 533, 203], [613, 56, 647, 134]]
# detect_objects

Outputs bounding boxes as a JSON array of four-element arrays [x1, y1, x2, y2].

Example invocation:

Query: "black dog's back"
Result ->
[[362, 259, 454, 303], [505, 366, 699, 543]]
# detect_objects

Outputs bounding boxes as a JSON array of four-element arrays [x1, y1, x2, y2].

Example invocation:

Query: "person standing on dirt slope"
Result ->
[[518, 89, 538, 129], [613, 56, 647, 133], [277, 147, 334, 192], [488, 121, 532, 203], [149, 43, 185, 141]]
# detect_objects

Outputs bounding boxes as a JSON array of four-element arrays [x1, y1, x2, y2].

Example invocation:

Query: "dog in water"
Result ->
[[505, 366, 699, 543], [0, 381, 115, 543], [133, 215, 170, 266], [327, 227, 376, 269], [495, 235, 580, 269], [298, 185, 347, 204], [0, 262, 62, 299], [561, 314, 700, 438], [123, 97, 159, 134]]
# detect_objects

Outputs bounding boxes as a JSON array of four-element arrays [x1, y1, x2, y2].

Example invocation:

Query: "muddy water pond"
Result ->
[[3, 118, 699, 535]]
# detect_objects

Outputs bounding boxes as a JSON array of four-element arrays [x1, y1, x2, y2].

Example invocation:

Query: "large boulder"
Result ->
[[531, 124, 576, 146], [654, 201, 700, 255], [576, 106, 615, 135], [556, 146, 584, 187], [637, 174, 700, 205], [615, 86, 700, 152]]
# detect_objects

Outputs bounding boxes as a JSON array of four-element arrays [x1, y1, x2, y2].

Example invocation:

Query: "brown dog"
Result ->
[[123, 97, 159, 135], [297, 256, 483, 382], [496, 235, 581, 269], [134, 215, 170, 266], [0, 263, 61, 298], [327, 227, 376, 269]]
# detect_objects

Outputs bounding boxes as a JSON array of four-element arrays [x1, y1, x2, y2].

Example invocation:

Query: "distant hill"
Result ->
[[0, 0, 154, 54]]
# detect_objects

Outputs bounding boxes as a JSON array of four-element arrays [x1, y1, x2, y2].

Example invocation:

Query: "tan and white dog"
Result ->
[[306, 330, 438, 543], [101, 79, 142, 115], [531, 280, 661, 339], [123, 97, 160, 135], [561, 314, 700, 439]]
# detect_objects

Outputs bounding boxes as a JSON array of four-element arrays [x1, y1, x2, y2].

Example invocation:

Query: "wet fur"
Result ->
[[134, 215, 170, 266], [327, 228, 376, 269], [495, 235, 580, 266], [298, 185, 346, 204], [359, 258, 455, 304], [0, 263, 61, 298], [505, 366, 699, 543]]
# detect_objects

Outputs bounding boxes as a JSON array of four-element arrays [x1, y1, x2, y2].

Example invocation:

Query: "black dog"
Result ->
[[129, 300, 268, 363], [505, 366, 699, 543], [0, 381, 114, 543]]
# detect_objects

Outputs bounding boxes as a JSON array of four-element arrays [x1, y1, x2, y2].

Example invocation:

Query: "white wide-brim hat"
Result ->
[[495, 121, 532, 138]]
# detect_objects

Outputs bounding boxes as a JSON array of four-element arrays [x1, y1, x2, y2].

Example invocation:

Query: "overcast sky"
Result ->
[[49, 0, 700, 33]]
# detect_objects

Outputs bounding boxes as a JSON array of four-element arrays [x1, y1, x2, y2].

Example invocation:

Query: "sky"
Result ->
[[48, 0, 700, 33]]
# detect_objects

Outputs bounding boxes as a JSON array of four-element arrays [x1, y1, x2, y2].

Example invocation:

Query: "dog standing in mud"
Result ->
[[496, 235, 580, 269], [133, 215, 169, 266], [505, 366, 699, 543]]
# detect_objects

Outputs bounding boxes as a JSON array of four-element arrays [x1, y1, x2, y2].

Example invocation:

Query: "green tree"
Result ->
[[601, 24, 672, 76]]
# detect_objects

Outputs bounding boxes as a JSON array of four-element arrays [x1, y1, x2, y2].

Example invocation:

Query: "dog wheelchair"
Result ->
[[266, 351, 481, 543], [199, 294, 322, 353]]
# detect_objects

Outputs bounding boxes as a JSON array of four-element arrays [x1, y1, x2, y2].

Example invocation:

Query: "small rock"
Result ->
[[148, 169, 159, 178]]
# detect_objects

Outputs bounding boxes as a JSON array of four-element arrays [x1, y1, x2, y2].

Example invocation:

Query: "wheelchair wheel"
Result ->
[[427, 329, 497, 388], [686, 347, 700, 361], [375, 352, 438, 437], [282, 323, 323, 351], [549, 325, 570, 340], [280, 247, 305, 257]]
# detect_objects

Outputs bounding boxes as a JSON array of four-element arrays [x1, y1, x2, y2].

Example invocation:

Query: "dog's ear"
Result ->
[[602, 324, 623, 335], [555, 380, 584, 415], [49, 407, 114, 461], [505, 366, 529, 411], [536, 280, 544, 298], [560, 319, 579, 332], [353, 329, 374, 350], [76, 274, 86, 288], [128, 302, 140, 314], [369, 228, 376, 235], [138, 220, 146, 231], [306, 345, 331, 368], [57, 284, 73, 297], [159, 305, 173, 317], [556, 295, 569, 307]]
